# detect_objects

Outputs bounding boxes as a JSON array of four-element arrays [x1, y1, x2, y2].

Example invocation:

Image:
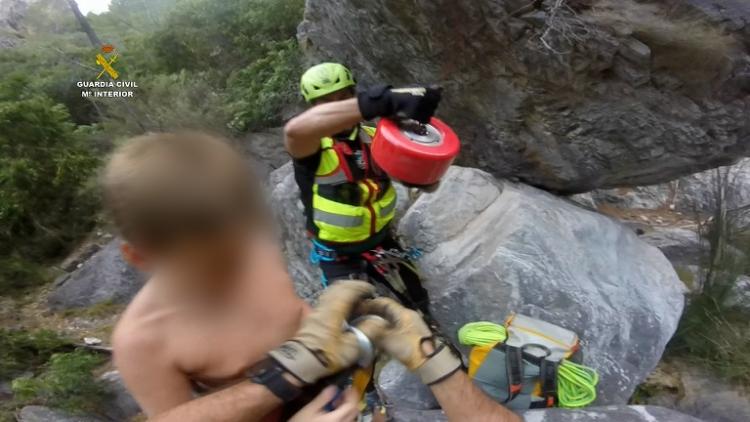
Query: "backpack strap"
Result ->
[[502, 344, 524, 403], [541, 359, 558, 407]]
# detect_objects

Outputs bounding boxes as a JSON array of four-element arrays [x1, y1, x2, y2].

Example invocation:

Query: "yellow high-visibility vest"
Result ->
[[312, 126, 397, 243]]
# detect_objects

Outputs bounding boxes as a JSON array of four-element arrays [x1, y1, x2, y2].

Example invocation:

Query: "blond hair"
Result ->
[[102, 132, 264, 248]]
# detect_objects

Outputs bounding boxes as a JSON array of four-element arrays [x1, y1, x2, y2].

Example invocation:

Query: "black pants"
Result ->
[[319, 235, 431, 316]]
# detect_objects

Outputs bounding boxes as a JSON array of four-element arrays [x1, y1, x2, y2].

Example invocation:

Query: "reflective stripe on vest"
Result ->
[[313, 209, 364, 227], [380, 196, 397, 217], [312, 125, 396, 243]]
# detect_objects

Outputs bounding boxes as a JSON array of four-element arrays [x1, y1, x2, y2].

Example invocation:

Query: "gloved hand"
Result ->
[[358, 84, 442, 124], [359, 297, 462, 385], [268, 281, 383, 385]]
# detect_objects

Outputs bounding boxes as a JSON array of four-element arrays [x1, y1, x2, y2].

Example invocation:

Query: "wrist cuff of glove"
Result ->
[[268, 341, 326, 385], [357, 84, 392, 120], [416, 344, 462, 385]]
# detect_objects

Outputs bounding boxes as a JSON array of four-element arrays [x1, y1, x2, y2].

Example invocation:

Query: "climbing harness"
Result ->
[[361, 248, 423, 297], [459, 316, 599, 409], [309, 239, 338, 264], [309, 238, 424, 291]]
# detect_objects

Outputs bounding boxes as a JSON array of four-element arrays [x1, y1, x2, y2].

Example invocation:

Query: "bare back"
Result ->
[[112, 239, 308, 417]]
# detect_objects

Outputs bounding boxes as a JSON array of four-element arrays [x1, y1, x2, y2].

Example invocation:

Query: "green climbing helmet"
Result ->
[[300, 62, 356, 102]]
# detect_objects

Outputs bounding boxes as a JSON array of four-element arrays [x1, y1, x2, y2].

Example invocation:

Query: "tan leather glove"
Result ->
[[268, 281, 383, 385], [359, 297, 462, 385]]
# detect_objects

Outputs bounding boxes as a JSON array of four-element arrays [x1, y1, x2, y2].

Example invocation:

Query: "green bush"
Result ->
[[100, 0, 305, 134], [0, 78, 100, 294], [0, 16, 97, 125], [0, 0, 306, 294], [99, 70, 231, 135], [0, 329, 69, 380], [11, 350, 108, 414], [142, 0, 303, 75], [667, 177, 750, 386], [227, 39, 302, 131], [669, 291, 750, 385]]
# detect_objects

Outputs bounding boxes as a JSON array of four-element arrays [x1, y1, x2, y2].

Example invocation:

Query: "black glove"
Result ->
[[358, 84, 442, 124]]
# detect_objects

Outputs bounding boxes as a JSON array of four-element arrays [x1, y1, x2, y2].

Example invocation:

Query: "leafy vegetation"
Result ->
[[0, 0, 305, 417], [1, 330, 108, 418], [61, 299, 124, 319], [0, 78, 100, 294], [666, 168, 750, 386], [12, 350, 108, 414], [0, 0, 305, 295], [0, 329, 69, 380], [86, 0, 304, 132]]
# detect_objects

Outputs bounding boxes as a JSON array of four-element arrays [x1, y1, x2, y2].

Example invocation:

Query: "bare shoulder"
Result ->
[[250, 234, 310, 316], [112, 281, 173, 366]]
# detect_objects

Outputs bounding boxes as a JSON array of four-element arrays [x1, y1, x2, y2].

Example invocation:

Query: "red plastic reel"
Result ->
[[371, 117, 461, 186]]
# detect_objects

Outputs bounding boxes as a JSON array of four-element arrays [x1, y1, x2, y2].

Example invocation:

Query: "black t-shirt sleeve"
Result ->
[[293, 150, 321, 175], [292, 150, 322, 230]]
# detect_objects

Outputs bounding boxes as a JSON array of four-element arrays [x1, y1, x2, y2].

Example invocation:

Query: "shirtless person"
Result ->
[[107, 132, 376, 421], [107, 132, 519, 422]]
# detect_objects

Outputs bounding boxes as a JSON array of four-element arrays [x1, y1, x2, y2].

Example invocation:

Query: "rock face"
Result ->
[[726, 275, 750, 313], [269, 162, 324, 300], [522, 405, 705, 422], [271, 165, 685, 405], [396, 167, 684, 404], [299, 0, 750, 192], [389, 405, 705, 422], [0, 0, 27, 48], [99, 371, 142, 422], [644, 361, 750, 422], [47, 239, 146, 311], [638, 227, 706, 268], [17, 406, 102, 422], [595, 158, 750, 213], [239, 127, 290, 180], [378, 361, 438, 410]]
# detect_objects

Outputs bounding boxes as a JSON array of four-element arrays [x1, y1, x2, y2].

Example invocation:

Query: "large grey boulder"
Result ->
[[378, 362, 438, 410], [644, 361, 750, 422], [17, 406, 102, 422], [638, 227, 707, 267], [593, 185, 672, 210], [389, 405, 705, 422], [239, 127, 289, 171], [299, 0, 750, 192], [47, 239, 145, 311], [98, 371, 142, 422], [271, 164, 686, 405], [674, 159, 750, 213], [269, 162, 323, 300], [522, 406, 705, 422], [726, 275, 750, 313], [395, 167, 685, 404], [595, 158, 750, 214]]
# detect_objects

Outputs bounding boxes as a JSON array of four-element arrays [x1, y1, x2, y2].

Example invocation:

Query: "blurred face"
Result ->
[[123, 222, 253, 293]]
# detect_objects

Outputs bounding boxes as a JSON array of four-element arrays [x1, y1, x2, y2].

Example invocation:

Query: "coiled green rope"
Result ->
[[556, 359, 598, 408], [458, 321, 598, 408], [458, 321, 508, 345]]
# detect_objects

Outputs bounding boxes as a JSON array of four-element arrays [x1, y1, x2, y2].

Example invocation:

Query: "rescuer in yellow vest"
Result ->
[[284, 63, 441, 316]]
